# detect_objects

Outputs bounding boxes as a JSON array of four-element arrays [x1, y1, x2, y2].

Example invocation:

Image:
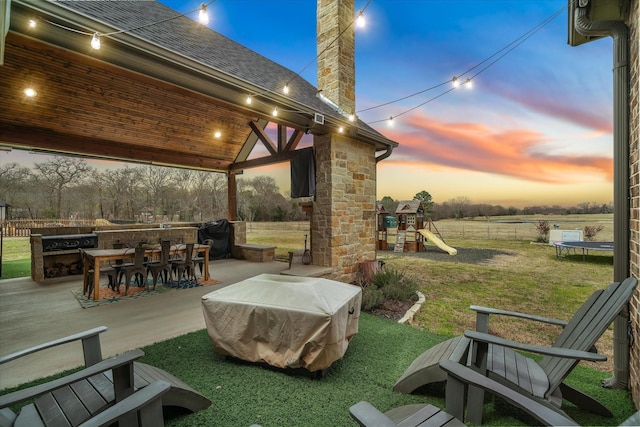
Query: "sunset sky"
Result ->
[[2, 1, 614, 208]]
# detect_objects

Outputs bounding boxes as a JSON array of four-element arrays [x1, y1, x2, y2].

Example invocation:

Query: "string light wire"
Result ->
[[41, 1, 217, 45], [282, 0, 373, 93], [361, 2, 569, 125]]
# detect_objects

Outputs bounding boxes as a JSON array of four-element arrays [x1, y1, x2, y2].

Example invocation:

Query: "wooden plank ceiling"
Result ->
[[0, 33, 300, 172]]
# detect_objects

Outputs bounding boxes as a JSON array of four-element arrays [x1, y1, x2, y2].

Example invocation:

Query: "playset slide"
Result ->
[[418, 229, 457, 255]]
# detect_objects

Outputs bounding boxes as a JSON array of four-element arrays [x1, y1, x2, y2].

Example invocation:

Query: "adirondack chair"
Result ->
[[0, 348, 159, 426], [464, 277, 637, 424], [0, 326, 211, 427], [350, 360, 577, 427], [393, 277, 637, 424]]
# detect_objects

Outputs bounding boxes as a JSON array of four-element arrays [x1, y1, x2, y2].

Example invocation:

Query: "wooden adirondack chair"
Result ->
[[393, 277, 637, 425], [0, 348, 160, 426], [0, 326, 211, 427], [463, 277, 637, 424], [350, 360, 577, 427]]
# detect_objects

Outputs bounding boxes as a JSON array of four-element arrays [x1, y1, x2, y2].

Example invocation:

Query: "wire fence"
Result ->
[[2, 219, 614, 242]]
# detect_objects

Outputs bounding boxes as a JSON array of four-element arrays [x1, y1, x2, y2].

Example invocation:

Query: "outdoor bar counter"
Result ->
[[201, 274, 362, 372]]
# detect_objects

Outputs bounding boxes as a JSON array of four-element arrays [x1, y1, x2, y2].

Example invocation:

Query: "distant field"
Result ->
[[434, 214, 614, 241], [245, 214, 614, 248]]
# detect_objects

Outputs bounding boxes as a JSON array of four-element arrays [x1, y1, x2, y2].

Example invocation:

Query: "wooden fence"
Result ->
[[1, 219, 96, 237]]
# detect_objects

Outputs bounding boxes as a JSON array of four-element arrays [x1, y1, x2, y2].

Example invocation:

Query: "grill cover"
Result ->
[[201, 274, 361, 372]]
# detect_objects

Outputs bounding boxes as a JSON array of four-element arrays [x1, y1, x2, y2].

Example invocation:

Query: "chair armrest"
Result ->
[[349, 401, 397, 427], [464, 331, 606, 361], [470, 306, 567, 327], [0, 349, 144, 409], [439, 360, 578, 426], [0, 326, 108, 366], [78, 380, 170, 427]]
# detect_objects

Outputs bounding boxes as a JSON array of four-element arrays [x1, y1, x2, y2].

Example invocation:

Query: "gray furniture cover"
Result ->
[[201, 274, 362, 372]]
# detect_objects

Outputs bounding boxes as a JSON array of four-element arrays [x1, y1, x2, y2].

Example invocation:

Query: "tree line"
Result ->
[[379, 191, 612, 220], [0, 156, 306, 223], [1, 156, 612, 223]]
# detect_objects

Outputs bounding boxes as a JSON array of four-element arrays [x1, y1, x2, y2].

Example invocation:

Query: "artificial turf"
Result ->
[[133, 313, 636, 427]]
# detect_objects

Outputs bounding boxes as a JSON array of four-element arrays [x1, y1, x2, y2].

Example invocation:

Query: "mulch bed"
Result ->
[[369, 298, 415, 321], [382, 246, 516, 265]]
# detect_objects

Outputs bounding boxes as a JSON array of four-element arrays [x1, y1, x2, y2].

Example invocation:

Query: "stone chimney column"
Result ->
[[317, 0, 355, 115]]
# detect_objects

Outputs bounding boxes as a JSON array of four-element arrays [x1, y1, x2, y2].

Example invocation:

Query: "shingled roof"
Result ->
[[52, 1, 395, 147], [2, 0, 397, 172]]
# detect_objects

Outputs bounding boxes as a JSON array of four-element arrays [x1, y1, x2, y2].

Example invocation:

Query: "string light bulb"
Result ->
[[198, 4, 209, 25], [338, 126, 344, 133], [465, 78, 473, 89], [24, 87, 37, 98], [28, 19, 37, 28], [388, 116, 394, 127], [90, 32, 101, 50], [356, 11, 366, 28], [214, 131, 221, 138], [348, 114, 355, 122], [272, 107, 278, 117], [283, 84, 289, 95], [451, 76, 459, 88], [246, 95, 253, 105]]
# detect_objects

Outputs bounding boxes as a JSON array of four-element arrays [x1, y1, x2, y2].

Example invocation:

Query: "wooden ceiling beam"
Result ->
[[230, 152, 297, 171], [285, 129, 304, 152], [248, 120, 277, 156], [0, 125, 230, 171]]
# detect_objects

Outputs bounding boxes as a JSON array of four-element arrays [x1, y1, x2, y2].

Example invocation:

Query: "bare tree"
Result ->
[[142, 165, 173, 221], [448, 196, 471, 219], [100, 167, 144, 220], [33, 157, 93, 217], [0, 162, 32, 204]]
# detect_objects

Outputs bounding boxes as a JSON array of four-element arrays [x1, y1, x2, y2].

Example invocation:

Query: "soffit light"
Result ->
[[24, 87, 37, 97]]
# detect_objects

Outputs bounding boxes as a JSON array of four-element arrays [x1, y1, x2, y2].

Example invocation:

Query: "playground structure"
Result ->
[[376, 200, 456, 255], [418, 228, 457, 255]]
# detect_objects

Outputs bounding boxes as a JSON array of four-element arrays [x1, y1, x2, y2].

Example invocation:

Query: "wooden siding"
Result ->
[[0, 33, 259, 171]]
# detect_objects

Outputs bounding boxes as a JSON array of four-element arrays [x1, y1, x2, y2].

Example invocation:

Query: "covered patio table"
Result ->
[[201, 274, 361, 373]]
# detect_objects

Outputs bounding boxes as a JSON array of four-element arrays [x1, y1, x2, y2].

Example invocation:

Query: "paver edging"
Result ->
[[398, 291, 425, 324]]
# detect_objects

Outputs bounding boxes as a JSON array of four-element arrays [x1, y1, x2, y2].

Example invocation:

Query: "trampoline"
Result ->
[[554, 241, 614, 260]]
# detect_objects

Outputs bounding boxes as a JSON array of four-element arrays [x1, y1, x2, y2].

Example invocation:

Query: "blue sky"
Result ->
[[191, 0, 615, 207], [4, 1, 614, 208]]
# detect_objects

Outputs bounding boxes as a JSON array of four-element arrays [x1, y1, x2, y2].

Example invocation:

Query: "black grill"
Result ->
[[42, 234, 98, 252]]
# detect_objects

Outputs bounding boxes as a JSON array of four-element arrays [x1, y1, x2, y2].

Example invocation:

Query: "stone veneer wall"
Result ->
[[317, 0, 356, 114], [629, 0, 639, 410], [312, 133, 376, 283]]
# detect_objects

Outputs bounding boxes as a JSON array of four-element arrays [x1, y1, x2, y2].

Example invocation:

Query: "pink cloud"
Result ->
[[489, 81, 613, 133], [382, 112, 612, 184]]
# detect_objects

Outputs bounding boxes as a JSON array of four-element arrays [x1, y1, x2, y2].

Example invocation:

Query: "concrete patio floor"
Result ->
[[0, 258, 292, 389]]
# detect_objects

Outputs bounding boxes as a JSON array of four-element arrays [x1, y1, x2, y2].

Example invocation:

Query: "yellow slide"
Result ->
[[418, 229, 457, 255]]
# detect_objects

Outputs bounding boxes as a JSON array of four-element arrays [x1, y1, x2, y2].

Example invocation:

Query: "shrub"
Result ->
[[373, 266, 418, 301], [583, 225, 604, 241], [361, 285, 384, 311], [535, 220, 550, 243]]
